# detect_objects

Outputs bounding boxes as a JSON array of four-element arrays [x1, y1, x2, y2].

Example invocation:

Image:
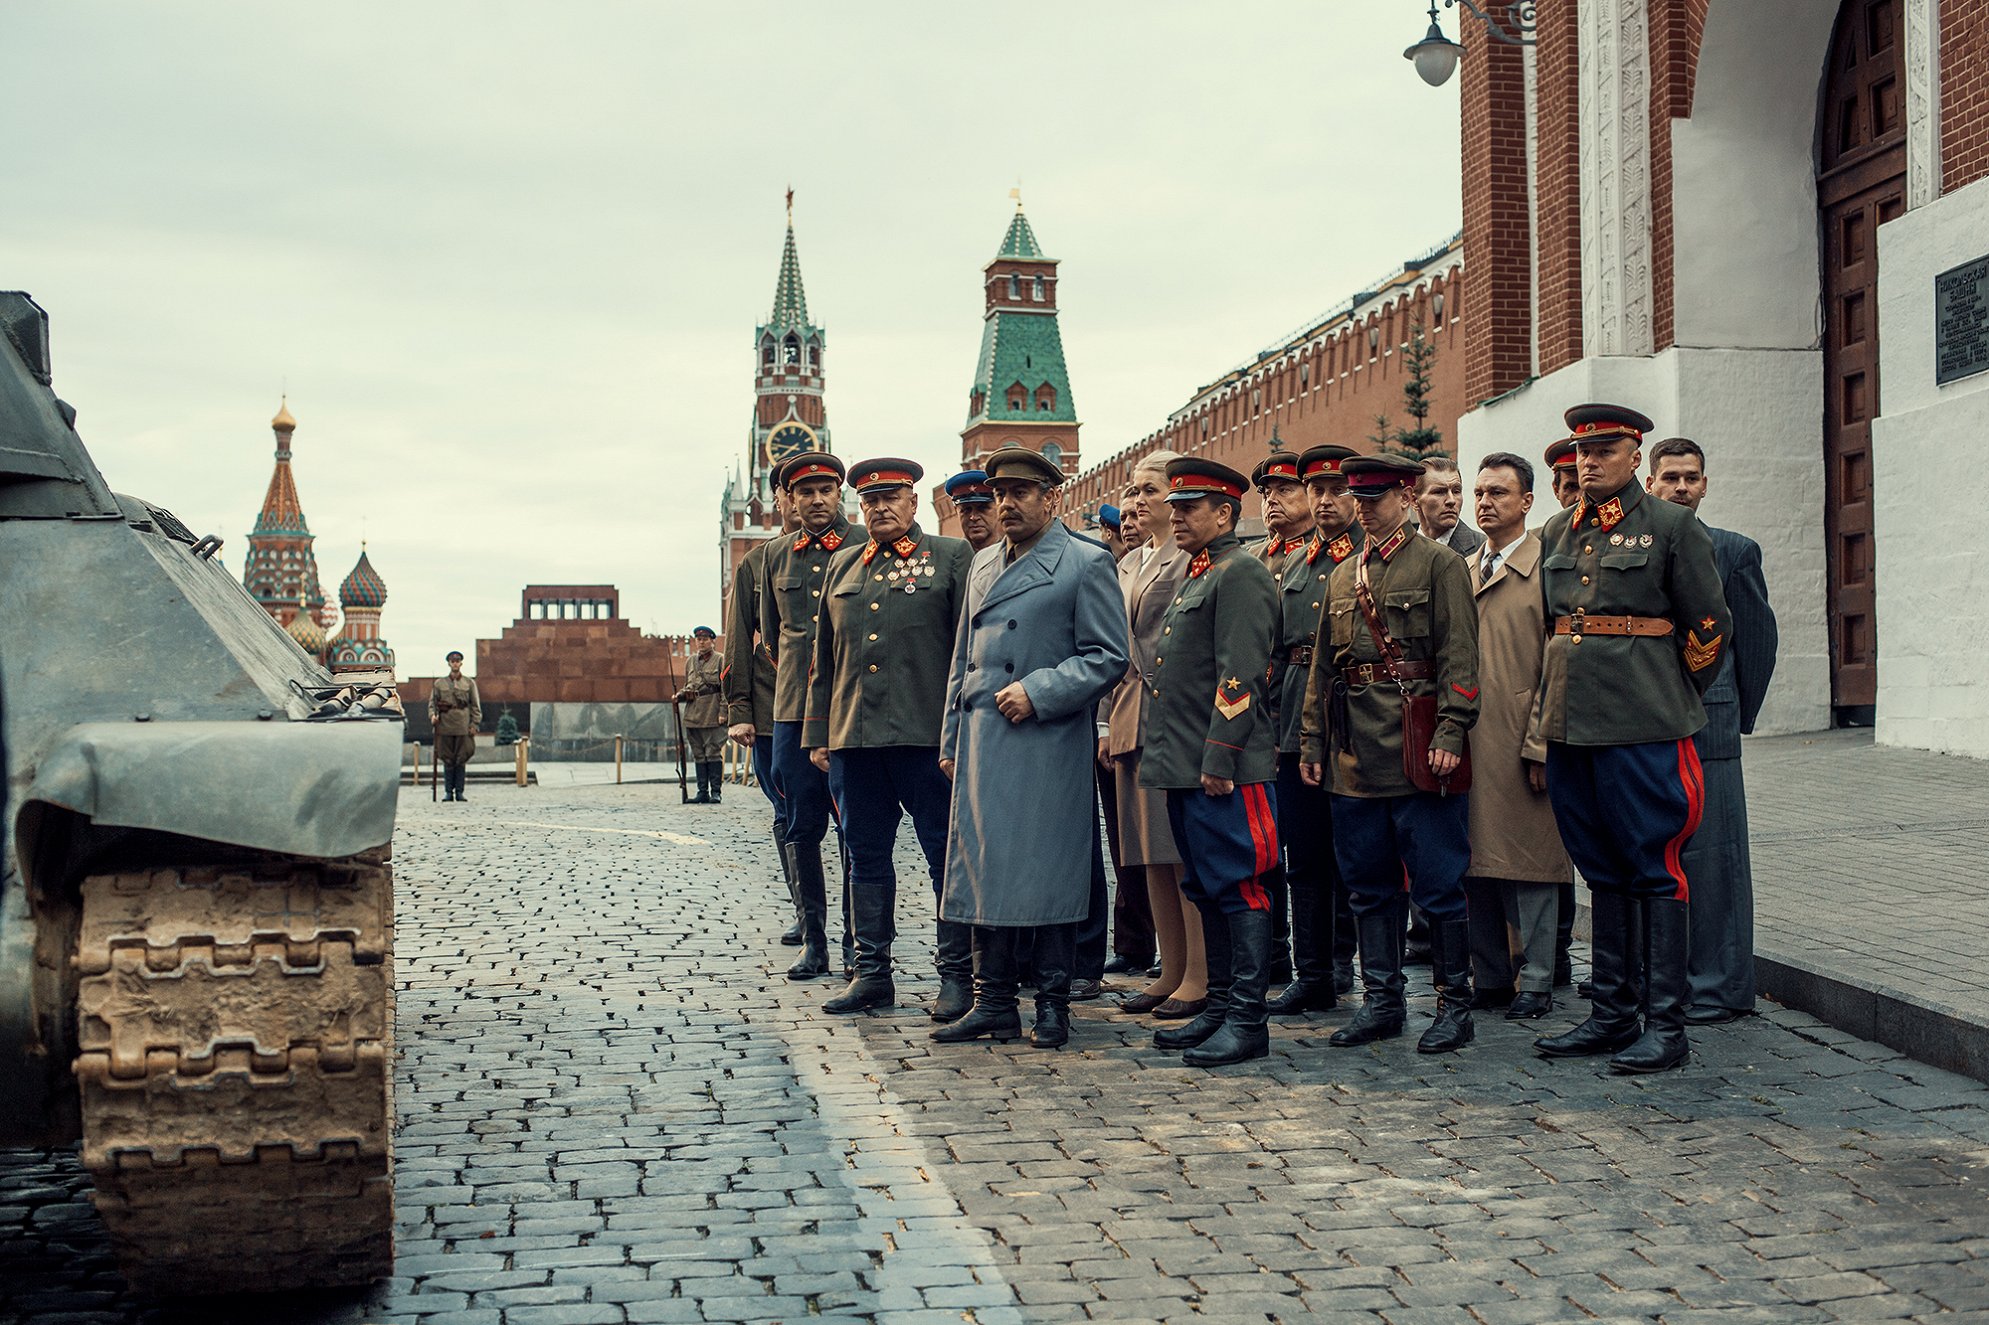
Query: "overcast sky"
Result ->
[[3, 2, 1462, 675]]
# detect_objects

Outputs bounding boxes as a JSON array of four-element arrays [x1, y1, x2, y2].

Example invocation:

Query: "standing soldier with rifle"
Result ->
[[430, 649, 482, 803], [678, 626, 726, 803]]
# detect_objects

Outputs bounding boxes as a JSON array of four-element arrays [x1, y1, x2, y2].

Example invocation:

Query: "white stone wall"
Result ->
[[1457, 346, 1831, 738], [1872, 174, 1989, 758]]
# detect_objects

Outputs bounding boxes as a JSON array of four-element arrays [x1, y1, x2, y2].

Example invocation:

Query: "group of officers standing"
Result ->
[[720, 399, 1775, 1075]]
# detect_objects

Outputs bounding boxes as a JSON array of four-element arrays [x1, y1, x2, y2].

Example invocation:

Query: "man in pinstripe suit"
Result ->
[[1648, 437, 1778, 1025]]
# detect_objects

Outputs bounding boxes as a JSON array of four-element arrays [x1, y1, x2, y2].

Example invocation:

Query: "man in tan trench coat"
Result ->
[[1463, 454, 1572, 1021]]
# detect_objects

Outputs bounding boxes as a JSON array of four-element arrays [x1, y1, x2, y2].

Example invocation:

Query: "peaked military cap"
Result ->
[[1164, 457, 1249, 502], [1298, 444, 1360, 481], [849, 457, 923, 494], [1544, 438, 1577, 471], [445, 650, 465, 662], [943, 469, 993, 506], [1098, 503, 1122, 530], [984, 446, 1064, 487], [1563, 402, 1656, 447], [691, 625, 716, 639], [1251, 451, 1302, 489], [780, 451, 845, 489], [1342, 454, 1427, 497]]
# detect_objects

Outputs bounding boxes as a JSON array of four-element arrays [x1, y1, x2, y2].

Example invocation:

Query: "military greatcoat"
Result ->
[[759, 513, 859, 724], [939, 521, 1128, 927], [1139, 532, 1279, 790], [722, 536, 778, 731], [1533, 482, 1731, 746], [679, 650, 725, 729], [802, 524, 972, 751], [1309, 526, 1478, 798]]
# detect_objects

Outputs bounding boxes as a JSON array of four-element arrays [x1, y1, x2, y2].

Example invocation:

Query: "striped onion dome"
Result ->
[[339, 547, 387, 609], [286, 612, 327, 652]]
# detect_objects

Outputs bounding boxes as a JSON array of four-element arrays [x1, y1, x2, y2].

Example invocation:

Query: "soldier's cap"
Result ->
[[1251, 451, 1302, 489], [1298, 444, 1360, 482], [445, 650, 464, 662], [1544, 438, 1578, 471], [849, 457, 923, 495], [943, 469, 993, 505], [692, 626, 716, 639], [1164, 457, 1249, 502], [984, 446, 1064, 487], [1098, 503, 1122, 530], [1562, 402, 1656, 448], [1342, 454, 1427, 498], [780, 451, 845, 490], [766, 455, 790, 495]]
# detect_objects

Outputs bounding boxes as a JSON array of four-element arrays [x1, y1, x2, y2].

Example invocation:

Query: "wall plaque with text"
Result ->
[[1936, 254, 1989, 386]]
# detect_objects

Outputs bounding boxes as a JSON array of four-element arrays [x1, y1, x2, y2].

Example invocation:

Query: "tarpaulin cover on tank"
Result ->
[[30, 720, 400, 859]]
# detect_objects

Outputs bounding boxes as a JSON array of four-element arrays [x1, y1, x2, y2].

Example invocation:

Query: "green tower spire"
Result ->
[[769, 198, 809, 329]]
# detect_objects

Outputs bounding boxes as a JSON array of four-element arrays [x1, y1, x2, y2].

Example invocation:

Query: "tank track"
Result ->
[[72, 847, 395, 1294]]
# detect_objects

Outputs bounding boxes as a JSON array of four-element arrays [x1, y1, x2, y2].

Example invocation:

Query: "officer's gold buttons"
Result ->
[[812, 589, 820, 597], [1163, 627, 1171, 635], [1310, 602, 1319, 610], [874, 574, 883, 582], [1573, 634, 1583, 644], [868, 665, 878, 673], [1583, 546, 1594, 555], [868, 633, 878, 641], [869, 603, 879, 612], [1581, 575, 1591, 585]]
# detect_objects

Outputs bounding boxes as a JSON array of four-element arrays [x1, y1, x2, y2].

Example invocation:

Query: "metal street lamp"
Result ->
[[1404, 1, 1537, 88]]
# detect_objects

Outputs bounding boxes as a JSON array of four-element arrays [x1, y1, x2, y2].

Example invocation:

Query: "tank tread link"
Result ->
[[72, 846, 394, 1293]]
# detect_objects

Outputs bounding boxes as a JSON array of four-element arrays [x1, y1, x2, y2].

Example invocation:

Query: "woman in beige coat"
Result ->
[[1099, 452, 1208, 1016]]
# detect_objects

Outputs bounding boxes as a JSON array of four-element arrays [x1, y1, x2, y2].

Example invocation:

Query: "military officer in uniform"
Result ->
[[1247, 448, 1313, 983], [1532, 404, 1731, 1075], [945, 469, 998, 552], [678, 626, 726, 803], [1267, 444, 1363, 1016], [759, 451, 861, 980], [803, 459, 974, 1018], [1546, 438, 1581, 510], [727, 463, 804, 943], [430, 650, 482, 802], [1300, 455, 1480, 1054], [1140, 458, 1282, 1068]]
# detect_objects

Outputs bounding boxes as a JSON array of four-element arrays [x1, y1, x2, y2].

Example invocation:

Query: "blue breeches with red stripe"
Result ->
[[1329, 791, 1469, 923], [1545, 738, 1705, 900], [1165, 783, 1280, 917]]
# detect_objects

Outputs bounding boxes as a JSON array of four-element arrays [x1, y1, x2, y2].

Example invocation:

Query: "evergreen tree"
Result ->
[[1392, 322, 1446, 460]]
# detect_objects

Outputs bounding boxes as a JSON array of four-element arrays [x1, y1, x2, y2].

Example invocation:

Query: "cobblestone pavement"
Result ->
[[1747, 729, 1989, 1026], [9, 777, 1989, 1324]]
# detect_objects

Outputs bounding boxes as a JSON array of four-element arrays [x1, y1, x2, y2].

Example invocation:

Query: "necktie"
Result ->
[[1480, 553, 1499, 586]]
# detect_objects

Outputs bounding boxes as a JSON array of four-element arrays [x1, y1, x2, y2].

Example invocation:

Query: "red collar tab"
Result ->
[[1171, 473, 1246, 500], [1188, 549, 1213, 578], [1595, 498, 1625, 531], [1369, 526, 1410, 561], [1322, 533, 1355, 564], [798, 528, 845, 553], [892, 535, 918, 558], [861, 540, 880, 565]]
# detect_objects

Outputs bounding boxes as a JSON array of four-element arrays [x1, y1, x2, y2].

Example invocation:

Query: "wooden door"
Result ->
[[1817, 0, 1905, 717]]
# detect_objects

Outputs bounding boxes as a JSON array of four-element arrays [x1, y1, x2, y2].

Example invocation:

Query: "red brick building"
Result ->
[[1444, 0, 1989, 756], [1061, 235, 1465, 531]]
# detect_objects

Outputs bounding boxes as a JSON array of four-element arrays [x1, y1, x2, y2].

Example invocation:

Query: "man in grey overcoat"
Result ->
[[933, 447, 1129, 1050], [1648, 438, 1777, 1023]]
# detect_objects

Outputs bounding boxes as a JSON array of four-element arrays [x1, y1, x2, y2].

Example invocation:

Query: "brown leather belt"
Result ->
[[1287, 646, 1314, 666], [1343, 660, 1435, 686], [1553, 614, 1674, 637]]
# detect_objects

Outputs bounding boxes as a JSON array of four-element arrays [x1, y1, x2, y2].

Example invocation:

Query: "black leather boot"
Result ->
[[777, 841, 804, 946], [1330, 906, 1407, 1047], [931, 920, 976, 1023], [1417, 917, 1476, 1054], [1155, 904, 1231, 1051], [1268, 864, 1337, 1015], [1185, 906, 1271, 1066], [1404, 904, 1432, 965], [931, 928, 1022, 1042], [1264, 866, 1293, 987], [785, 844, 831, 980], [690, 762, 711, 804], [1030, 924, 1075, 1048], [706, 762, 722, 803], [825, 879, 896, 1013], [1610, 898, 1690, 1074], [1536, 890, 1642, 1057], [1332, 882, 1358, 995]]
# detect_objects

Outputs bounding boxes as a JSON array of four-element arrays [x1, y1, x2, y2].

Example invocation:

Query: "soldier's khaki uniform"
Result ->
[[680, 651, 726, 758], [429, 674, 481, 802]]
